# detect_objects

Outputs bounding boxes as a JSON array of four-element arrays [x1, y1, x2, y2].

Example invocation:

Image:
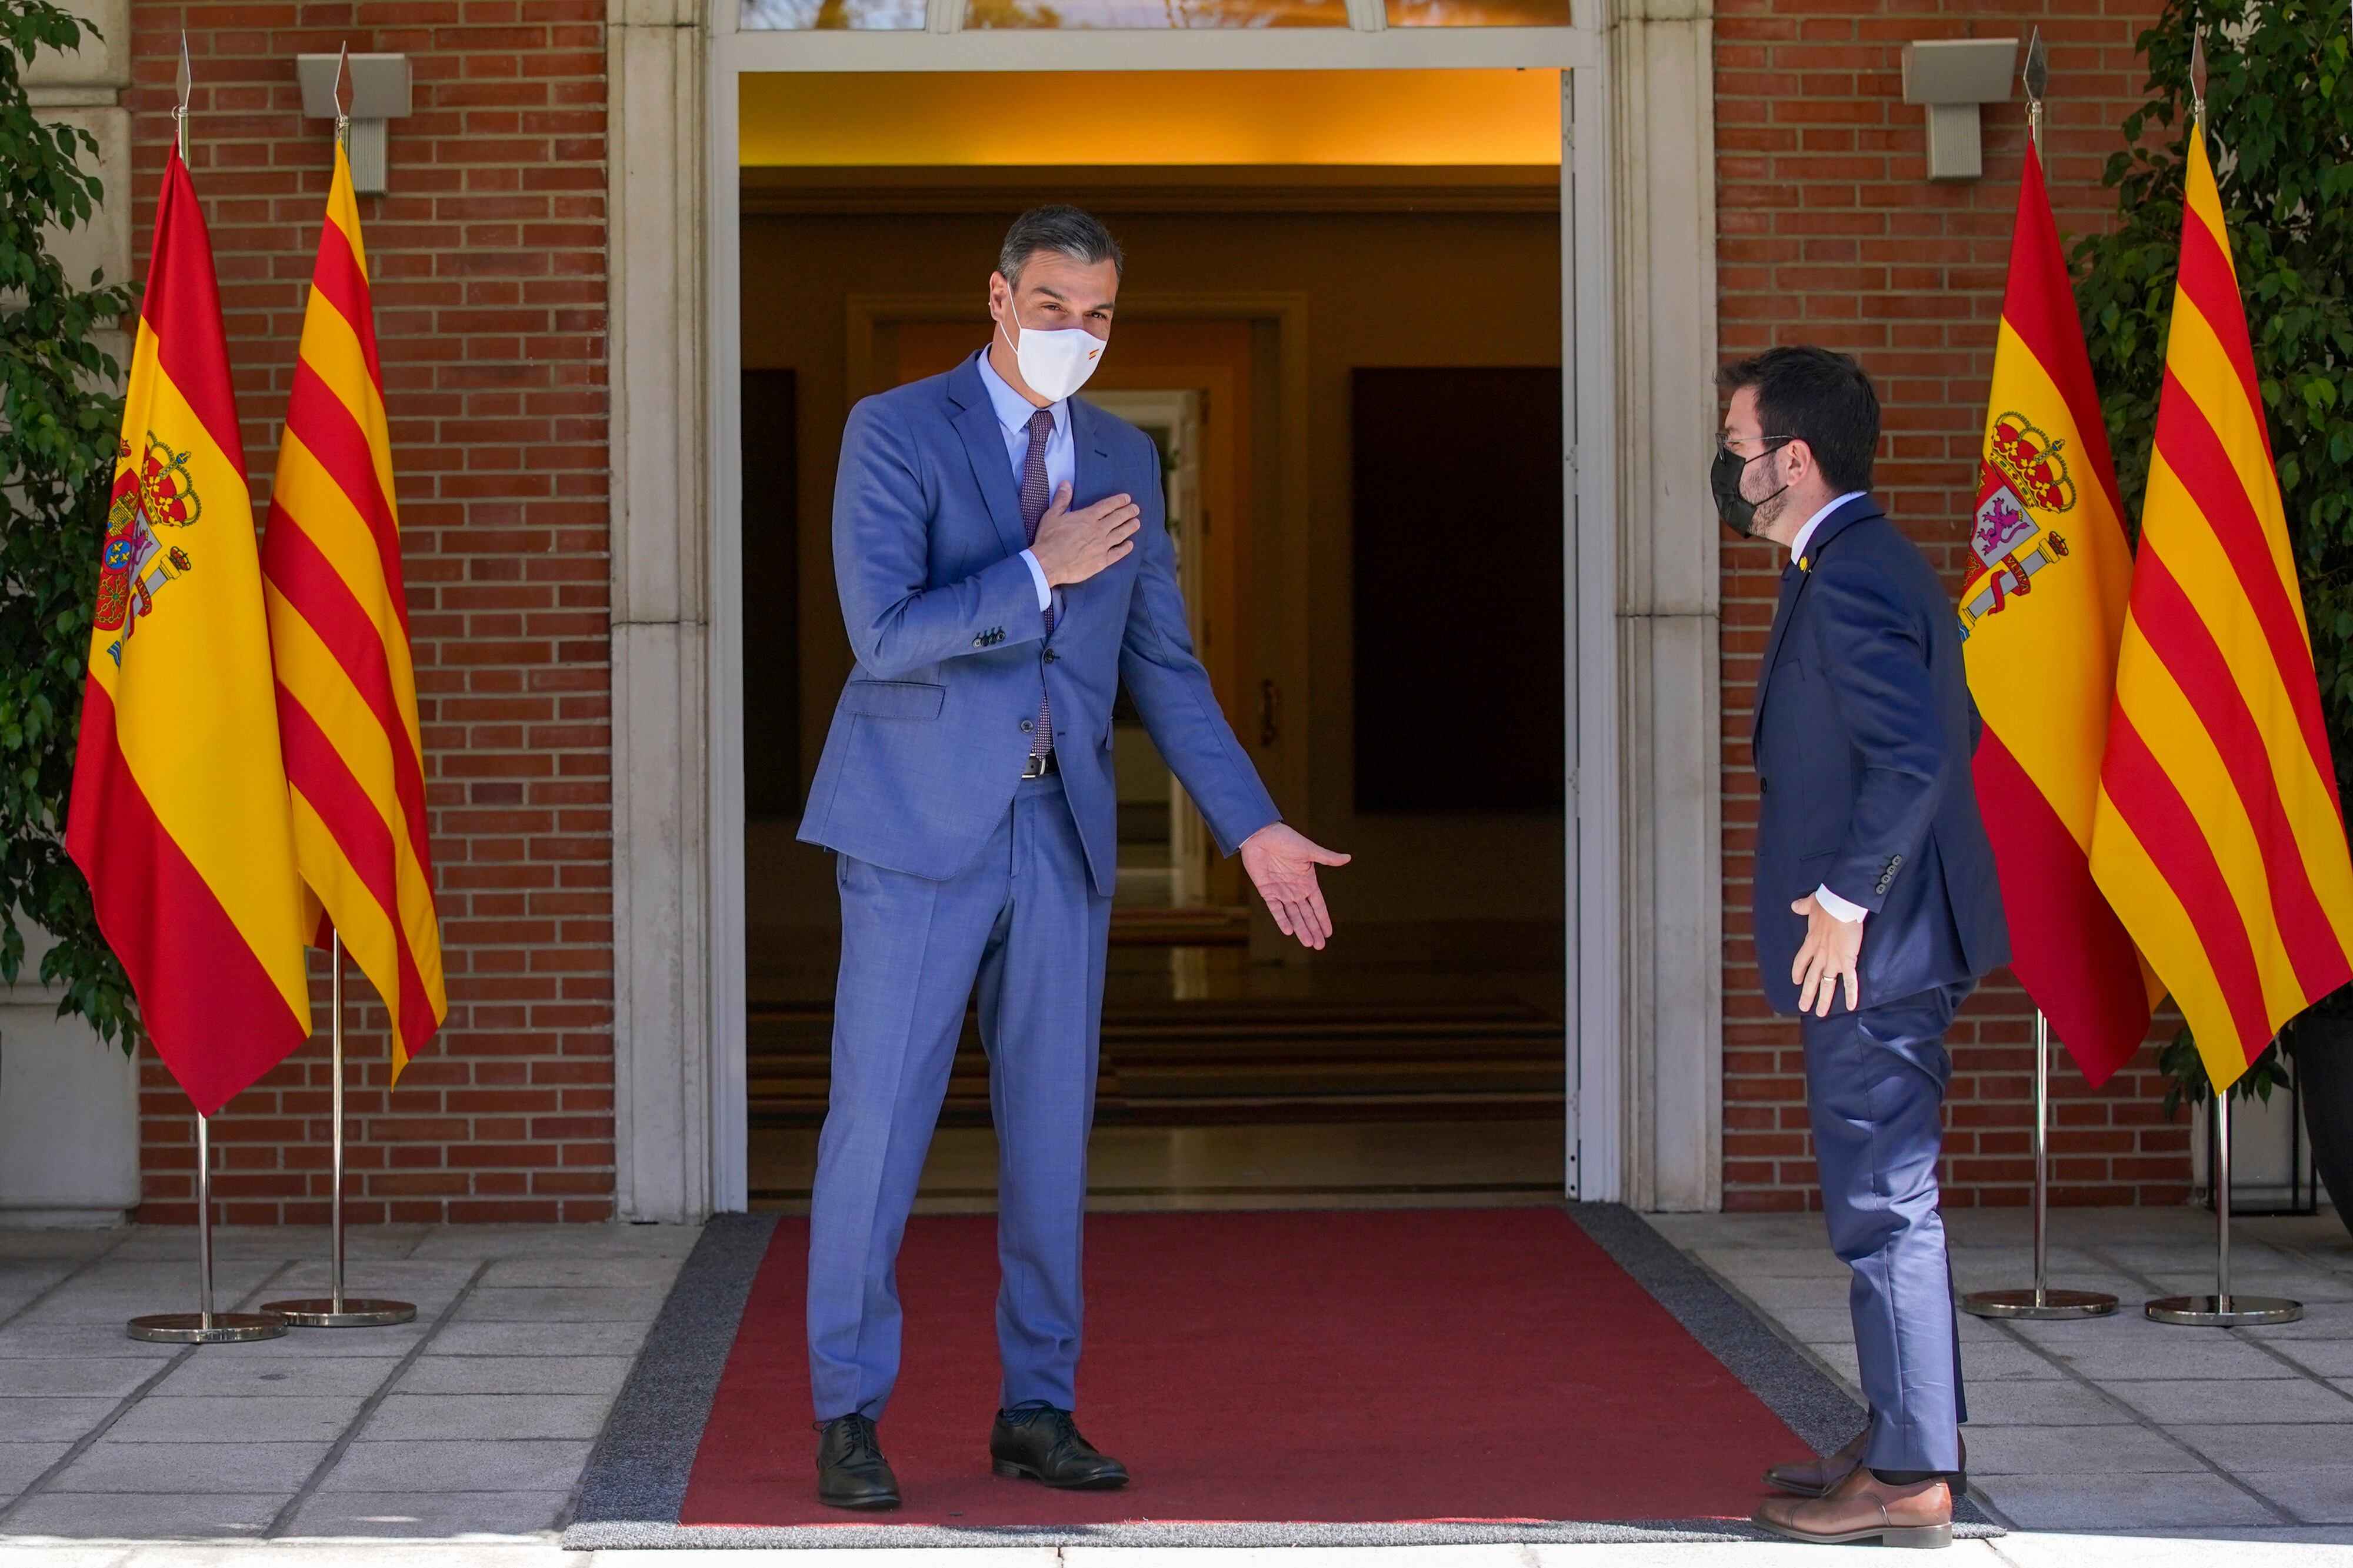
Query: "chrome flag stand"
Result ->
[[1962, 1012, 2118, 1320], [262, 934, 415, 1329], [128, 1115, 288, 1343], [2147, 1079, 2302, 1326]]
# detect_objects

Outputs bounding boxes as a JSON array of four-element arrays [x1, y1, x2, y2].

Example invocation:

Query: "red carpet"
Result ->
[[679, 1209, 1806, 1528]]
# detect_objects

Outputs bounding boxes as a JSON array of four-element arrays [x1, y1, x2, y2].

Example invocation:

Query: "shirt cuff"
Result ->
[[1814, 883, 1867, 924], [1019, 549, 1051, 611]]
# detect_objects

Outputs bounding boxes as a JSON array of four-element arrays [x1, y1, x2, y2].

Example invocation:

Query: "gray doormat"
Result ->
[[561, 1203, 2001, 1548]]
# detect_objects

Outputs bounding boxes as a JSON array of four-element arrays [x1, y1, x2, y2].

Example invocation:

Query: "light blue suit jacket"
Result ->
[[799, 352, 1281, 897]]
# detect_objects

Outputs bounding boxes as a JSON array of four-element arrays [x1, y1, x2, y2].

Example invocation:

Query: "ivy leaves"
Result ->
[[0, 0, 139, 1050]]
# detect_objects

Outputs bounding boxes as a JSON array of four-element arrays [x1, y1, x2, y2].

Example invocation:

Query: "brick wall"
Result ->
[[126, 1, 614, 1223], [1715, 1, 2194, 1210]]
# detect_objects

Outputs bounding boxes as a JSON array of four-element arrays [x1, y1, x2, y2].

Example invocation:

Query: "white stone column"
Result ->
[[1609, 0, 1722, 1210], [608, 0, 711, 1222], [3, 1, 141, 1227], [29, 0, 129, 362]]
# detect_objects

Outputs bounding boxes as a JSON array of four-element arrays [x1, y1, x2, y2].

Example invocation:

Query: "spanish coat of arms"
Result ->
[[95, 433, 201, 665]]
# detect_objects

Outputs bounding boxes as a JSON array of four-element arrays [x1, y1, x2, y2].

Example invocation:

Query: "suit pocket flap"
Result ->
[[842, 680, 945, 720]]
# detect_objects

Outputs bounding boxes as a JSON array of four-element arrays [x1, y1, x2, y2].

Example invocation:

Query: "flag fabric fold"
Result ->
[[261, 139, 447, 1082], [2088, 125, 2353, 1092], [66, 147, 314, 1116], [1961, 141, 2155, 1086]]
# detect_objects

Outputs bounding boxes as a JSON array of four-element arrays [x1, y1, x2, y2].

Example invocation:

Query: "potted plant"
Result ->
[[2076, 0, 2353, 1233], [0, 0, 143, 1220]]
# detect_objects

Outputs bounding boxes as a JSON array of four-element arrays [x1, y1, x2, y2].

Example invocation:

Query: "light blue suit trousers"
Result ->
[[1801, 979, 1972, 1473], [807, 772, 1111, 1421]]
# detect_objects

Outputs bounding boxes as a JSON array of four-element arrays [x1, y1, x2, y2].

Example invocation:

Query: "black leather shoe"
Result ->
[[989, 1404, 1130, 1490], [815, 1413, 901, 1510]]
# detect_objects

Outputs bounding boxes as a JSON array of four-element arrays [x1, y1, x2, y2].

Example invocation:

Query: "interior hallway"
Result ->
[[744, 909, 1567, 1211]]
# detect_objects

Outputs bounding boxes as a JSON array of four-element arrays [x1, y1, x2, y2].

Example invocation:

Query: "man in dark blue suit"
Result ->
[[1717, 348, 2009, 1550]]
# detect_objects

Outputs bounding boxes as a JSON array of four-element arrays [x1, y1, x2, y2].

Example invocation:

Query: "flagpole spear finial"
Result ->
[[172, 32, 192, 160], [2190, 28, 2209, 132], [331, 42, 351, 152], [2024, 28, 2049, 162]]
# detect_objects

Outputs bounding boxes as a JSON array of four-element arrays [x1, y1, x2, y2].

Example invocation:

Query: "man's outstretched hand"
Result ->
[[1239, 823, 1351, 950]]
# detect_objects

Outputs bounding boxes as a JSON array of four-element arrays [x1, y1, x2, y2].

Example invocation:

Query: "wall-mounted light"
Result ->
[[295, 52, 412, 195], [1901, 38, 2019, 183]]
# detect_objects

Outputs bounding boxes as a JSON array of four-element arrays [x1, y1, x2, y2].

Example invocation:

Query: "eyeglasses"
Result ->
[[1716, 433, 1796, 458]]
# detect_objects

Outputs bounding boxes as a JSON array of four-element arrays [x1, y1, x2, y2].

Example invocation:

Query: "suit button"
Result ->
[[1759, 776, 1770, 795], [1019, 719, 1034, 733], [972, 636, 985, 648], [1044, 649, 1059, 664]]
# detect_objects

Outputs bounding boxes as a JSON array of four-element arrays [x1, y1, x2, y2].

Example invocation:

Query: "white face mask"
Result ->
[[998, 311, 1106, 403]]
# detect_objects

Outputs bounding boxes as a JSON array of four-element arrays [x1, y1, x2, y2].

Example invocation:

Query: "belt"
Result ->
[[1022, 749, 1059, 778]]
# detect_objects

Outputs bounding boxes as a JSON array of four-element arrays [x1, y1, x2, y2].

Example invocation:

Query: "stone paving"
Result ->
[[0, 1220, 695, 1545], [0, 1208, 2347, 1565], [1654, 1203, 2353, 1546]]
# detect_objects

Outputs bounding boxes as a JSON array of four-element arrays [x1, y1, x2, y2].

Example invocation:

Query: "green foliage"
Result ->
[[0, 0, 139, 1049], [2158, 1027, 2289, 1120], [2075, 1, 2353, 796]]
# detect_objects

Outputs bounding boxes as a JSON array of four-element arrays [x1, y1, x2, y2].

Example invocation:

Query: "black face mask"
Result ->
[[1712, 439, 1791, 539]]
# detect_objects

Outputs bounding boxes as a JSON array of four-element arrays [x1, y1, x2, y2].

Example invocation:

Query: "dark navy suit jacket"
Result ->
[[1750, 493, 2011, 1016]]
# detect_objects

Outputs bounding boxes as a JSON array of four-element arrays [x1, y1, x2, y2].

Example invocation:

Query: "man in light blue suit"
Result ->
[[796, 206, 1350, 1510]]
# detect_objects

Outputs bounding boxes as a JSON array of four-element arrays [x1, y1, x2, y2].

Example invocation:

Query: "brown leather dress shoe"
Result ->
[[1754, 1465, 1952, 1549], [1764, 1421, 1869, 1497]]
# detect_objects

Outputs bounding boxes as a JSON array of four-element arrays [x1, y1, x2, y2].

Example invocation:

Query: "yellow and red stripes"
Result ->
[[66, 148, 314, 1115], [2089, 130, 2353, 1090], [260, 142, 446, 1080], [1964, 142, 2152, 1083]]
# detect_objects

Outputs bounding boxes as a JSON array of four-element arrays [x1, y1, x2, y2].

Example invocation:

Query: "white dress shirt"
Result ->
[[1785, 491, 1870, 925], [976, 348, 1068, 615]]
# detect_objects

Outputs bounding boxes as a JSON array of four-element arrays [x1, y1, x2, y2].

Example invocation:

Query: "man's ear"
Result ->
[[1781, 436, 1815, 488]]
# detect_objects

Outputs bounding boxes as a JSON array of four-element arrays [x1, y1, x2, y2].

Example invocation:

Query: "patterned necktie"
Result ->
[[1019, 407, 1056, 758]]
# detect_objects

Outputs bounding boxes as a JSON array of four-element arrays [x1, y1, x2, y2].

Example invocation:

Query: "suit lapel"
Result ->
[[1070, 397, 1115, 504], [1748, 493, 1882, 745], [946, 356, 1031, 561], [1751, 564, 1808, 745]]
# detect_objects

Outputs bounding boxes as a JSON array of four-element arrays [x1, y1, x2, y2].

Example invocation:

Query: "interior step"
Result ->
[[746, 995, 1566, 1126]]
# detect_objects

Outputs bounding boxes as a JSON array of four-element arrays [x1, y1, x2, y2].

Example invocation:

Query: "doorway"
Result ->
[[708, 41, 1615, 1212]]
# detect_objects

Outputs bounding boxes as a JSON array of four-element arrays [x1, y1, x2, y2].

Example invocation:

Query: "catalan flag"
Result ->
[[1961, 141, 2155, 1085], [2088, 122, 2353, 1092], [260, 138, 446, 1080], [66, 148, 314, 1115]]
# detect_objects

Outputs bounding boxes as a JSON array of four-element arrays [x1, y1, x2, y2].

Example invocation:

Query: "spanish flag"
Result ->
[[66, 148, 314, 1115], [261, 138, 446, 1082], [1961, 141, 2154, 1086], [2088, 122, 2353, 1092]]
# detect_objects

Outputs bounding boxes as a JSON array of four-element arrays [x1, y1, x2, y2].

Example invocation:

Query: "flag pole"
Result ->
[[1962, 1009, 2118, 1319], [262, 930, 415, 1328], [1955, 33, 2117, 1325], [257, 48, 412, 1334], [2148, 1051, 2303, 1325], [2139, 28, 2300, 1334], [128, 1114, 288, 1342], [123, 40, 288, 1349]]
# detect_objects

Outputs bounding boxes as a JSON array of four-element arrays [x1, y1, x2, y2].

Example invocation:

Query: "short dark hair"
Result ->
[[1717, 346, 1880, 493], [998, 205, 1124, 289]]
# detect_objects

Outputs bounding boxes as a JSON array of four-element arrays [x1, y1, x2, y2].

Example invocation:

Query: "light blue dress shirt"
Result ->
[[975, 348, 1069, 615]]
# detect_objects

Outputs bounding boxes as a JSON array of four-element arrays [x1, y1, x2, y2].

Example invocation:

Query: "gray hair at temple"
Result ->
[[998, 205, 1125, 289]]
